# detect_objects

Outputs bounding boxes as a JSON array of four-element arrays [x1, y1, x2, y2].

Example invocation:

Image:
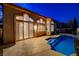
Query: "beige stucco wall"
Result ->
[[3, 4, 51, 44], [3, 4, 22, 44]]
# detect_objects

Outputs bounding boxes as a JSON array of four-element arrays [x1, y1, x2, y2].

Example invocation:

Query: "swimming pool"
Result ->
[[47, 35, 76, 56]]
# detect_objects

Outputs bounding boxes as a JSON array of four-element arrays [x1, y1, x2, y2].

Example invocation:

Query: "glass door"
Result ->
[[19, 22, 24, 40], [51, 25, 54, 32], [29, 23, 34, 38], [24, 22, 29, 39], [16, 21, 19, 41]]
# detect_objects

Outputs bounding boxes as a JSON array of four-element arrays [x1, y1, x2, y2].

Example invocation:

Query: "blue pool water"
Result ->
[[47, 35, 76, 56]]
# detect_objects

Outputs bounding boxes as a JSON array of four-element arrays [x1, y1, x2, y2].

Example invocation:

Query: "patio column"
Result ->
[[46, 18, 51, 35]]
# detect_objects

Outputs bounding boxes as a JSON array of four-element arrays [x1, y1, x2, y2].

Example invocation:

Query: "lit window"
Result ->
[[34, 24, 37, 32], [37, 20, 40, 23], [24, 22, 29, 38], [40, 18, 45, 24], [19, 22, 24, 40], [37, 24, 45, 32], [40, 18, 43, 23], [29, 17, 34, 22], [24, 14, 29, 21], [16, 16, 23, 20], [29, 23, 33, 37], [51, 25, 54, 31], [51, 21, 54, 24], [42, 20, 45, 24]]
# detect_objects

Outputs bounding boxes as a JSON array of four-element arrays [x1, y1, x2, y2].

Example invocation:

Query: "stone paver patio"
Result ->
[[2, 35, 76, 56], [3, 35, 65, 56]]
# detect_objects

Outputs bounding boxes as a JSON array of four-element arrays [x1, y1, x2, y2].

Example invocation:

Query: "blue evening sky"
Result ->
[[0, 3, 79, 25], [14, 3, 79, 24]]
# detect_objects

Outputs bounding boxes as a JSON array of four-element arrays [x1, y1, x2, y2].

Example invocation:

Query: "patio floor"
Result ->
[[2, 35, 66, 56], [1, 35, 76, 56]]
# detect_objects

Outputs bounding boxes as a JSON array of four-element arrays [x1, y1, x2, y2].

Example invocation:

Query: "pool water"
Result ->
[[47, 35, 76, 56]]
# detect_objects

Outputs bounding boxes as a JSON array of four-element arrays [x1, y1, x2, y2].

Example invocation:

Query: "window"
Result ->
[[24, 22, 29, 38], [29, 23, 34, 37], [37, 20, 40, 23], [51, 25, 54, 31], [16, 14, 34, 40], [40, 18, 45, 24], [16, 21, 19, 41], [34, 24, 37, 32], [37, 18, 46, 32], [16, 16, 23, 20], [51, 21, 54, 24], [29, 17, 34, 22], [42, 25, 45, 31], [37, 24, 45, 32], [19, 22, 24, 40], [51, 21, 54, 32], [24, 14, 29, 21], [42, 21, 45, 24], [38, 24, 41, 32], [40, 19, 43, 23], [37, 18, 45, 24]]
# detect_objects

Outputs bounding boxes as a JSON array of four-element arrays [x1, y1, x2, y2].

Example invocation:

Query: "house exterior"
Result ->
[[0, 3, 77, 45], [0, 3, 55, 44]]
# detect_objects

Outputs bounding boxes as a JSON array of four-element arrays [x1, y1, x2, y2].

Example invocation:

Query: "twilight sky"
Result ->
[[0, 3, 79, 25], [14, 3, 79, 24]]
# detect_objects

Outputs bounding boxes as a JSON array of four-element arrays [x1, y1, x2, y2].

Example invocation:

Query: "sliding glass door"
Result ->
[[19, 22, 24, 40], [16, 22, 29, 40], [16, 21, 19, 41], [29, 23, 34, 38], [24, 22, 29, 39], [15, 14, 35, 41]]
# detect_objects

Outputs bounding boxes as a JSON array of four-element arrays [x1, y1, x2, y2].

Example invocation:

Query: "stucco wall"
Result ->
[[3, 4, 23, 44]]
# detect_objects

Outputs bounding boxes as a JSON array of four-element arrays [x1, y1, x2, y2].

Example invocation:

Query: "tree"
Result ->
[[72, 17, 77, 30], [70, 17, 77, 35]]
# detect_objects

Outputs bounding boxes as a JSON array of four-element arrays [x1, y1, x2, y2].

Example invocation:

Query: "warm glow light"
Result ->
[[16, 16, 23, 20], [34, 24, 37, 32]]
